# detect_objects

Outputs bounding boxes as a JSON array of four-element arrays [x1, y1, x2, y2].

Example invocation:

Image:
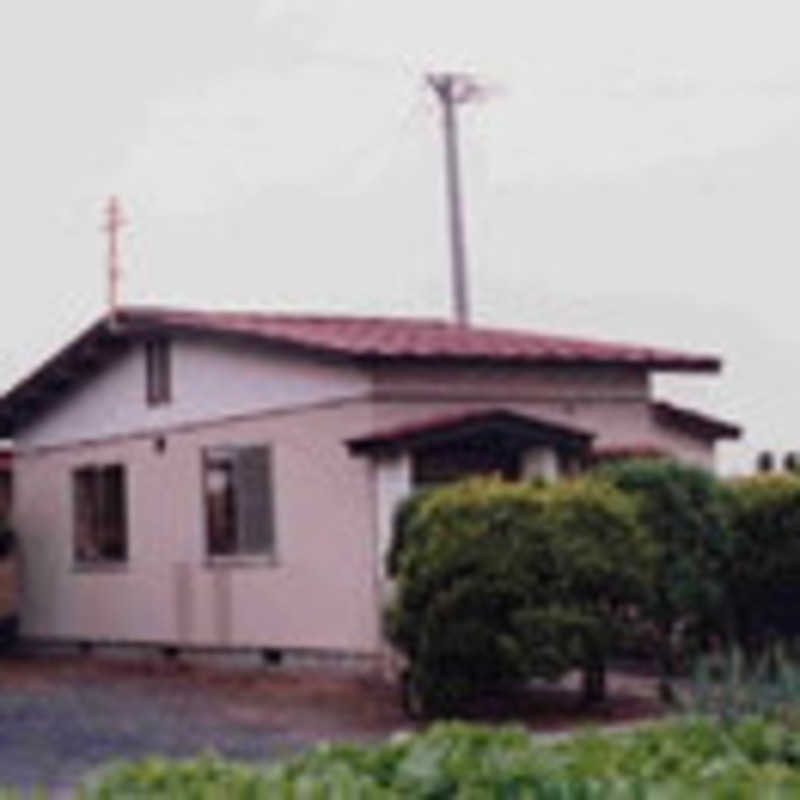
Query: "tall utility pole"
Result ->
[[427, 72, 484, 326], [102, 195, 125, 328]]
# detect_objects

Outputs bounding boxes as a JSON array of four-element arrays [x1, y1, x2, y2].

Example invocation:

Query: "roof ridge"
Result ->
[[117, 305, 455, 327]]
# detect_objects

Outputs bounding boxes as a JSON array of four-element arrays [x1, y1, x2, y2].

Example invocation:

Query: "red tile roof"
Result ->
[[116, 306, 721, 370]]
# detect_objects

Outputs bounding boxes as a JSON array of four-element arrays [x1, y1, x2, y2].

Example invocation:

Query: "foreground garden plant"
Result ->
[[687, 643, 800, 729], [55, 717, 800, 798]]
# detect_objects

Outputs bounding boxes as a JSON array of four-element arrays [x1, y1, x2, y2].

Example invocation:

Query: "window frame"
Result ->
[[145, 338, 171, 406], [72, 462, 129, 569], [201, 444, 277, 567]]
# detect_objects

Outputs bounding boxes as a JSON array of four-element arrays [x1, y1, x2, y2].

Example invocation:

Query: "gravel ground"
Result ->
[[0, 653, 406, 793], [0, 652, 664, 794], [0, 683, 306, 790]]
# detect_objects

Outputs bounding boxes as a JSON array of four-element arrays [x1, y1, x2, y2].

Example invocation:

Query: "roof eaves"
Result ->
[[353, 352, 721, 372]]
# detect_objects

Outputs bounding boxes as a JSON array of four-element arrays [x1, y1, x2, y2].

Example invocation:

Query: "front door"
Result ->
[[412, 437, 522, 488]]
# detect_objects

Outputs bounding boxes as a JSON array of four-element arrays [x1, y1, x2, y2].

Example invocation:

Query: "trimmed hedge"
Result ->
[[594, 459, 733, 698], [726, 475, 800, 654], [387, 464, 800, 713]]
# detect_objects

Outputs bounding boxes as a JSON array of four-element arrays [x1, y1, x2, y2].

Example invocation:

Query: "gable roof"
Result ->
[[0, 306, 722, 437]]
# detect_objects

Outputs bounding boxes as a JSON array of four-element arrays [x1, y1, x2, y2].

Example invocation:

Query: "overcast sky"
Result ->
[[3, 1, 800, 473]]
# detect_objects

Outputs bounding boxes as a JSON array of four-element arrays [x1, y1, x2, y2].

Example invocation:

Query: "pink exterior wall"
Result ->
[[645, 422, 715, 471], [15, 402, 383, 654]]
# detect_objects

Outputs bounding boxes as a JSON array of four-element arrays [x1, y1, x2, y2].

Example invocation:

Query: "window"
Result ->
[[73, 464, 128, 564], [145, 339, 171, 405], [0, 469, 11, 521], [203, 445, 275, 559]]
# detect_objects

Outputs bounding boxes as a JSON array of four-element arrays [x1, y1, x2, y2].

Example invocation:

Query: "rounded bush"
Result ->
[[385, 479, 554, 714], [386, 477, 649, 713]]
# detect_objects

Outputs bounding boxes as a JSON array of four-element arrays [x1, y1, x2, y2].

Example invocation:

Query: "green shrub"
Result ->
[[386, 477, 650, 713], [726, 475, 800, 655], [385, 485, 438, 579], [594, 459, 733, 699]]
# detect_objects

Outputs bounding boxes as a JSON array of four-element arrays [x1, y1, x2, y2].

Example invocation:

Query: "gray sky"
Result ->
[[2, 1, 800, 473]]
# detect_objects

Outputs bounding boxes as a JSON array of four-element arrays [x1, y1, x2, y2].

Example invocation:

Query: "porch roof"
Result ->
[[347, 409, 594, 458]]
